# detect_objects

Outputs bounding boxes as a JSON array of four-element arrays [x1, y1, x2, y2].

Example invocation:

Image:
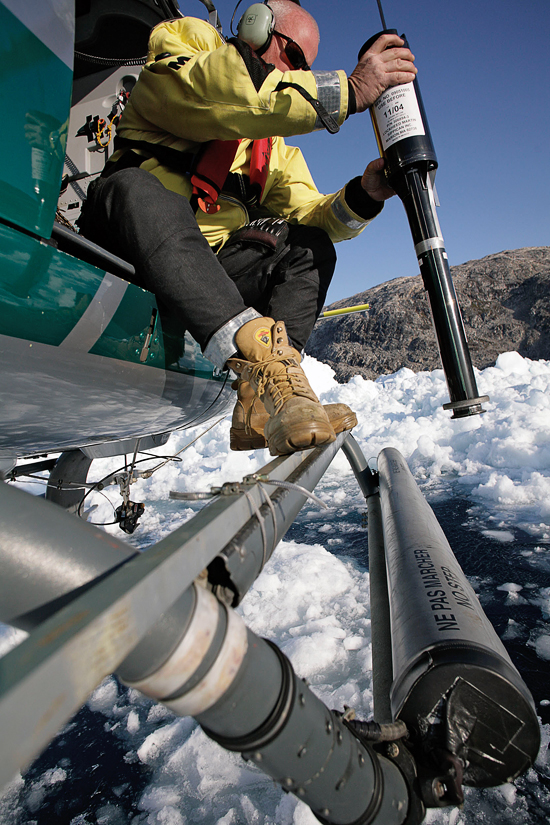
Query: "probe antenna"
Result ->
[[376, 0, 387, 29]]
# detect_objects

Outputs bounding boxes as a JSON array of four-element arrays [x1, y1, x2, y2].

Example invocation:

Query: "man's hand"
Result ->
[[362, 157, 396, 202], [349, 33, 417, 114]]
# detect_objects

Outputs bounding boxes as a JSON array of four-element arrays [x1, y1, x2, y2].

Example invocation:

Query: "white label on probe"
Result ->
[[374, 83, 425, 150]]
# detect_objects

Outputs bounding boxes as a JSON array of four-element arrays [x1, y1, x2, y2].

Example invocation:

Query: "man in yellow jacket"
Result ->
[[80, 0, 417, 455]]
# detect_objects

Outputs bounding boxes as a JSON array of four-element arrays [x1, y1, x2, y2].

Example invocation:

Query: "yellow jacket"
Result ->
[[114, 17, 381, 248]]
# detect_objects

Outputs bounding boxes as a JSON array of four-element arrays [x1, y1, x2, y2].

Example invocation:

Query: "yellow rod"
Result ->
[[320, 303, 370, 318]]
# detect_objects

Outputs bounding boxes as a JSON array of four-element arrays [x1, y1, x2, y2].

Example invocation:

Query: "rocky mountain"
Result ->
[[306, 247, 550, 383]]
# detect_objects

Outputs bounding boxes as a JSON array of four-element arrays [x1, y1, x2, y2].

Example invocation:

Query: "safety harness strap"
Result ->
[[190, 137, 271, 213], [249, 138, 272, 197], [190, 139, 241, 214], [105, 135, 272, 212]]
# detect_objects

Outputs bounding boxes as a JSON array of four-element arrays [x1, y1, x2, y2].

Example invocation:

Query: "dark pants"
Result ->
[[79, 168, 336, 352]]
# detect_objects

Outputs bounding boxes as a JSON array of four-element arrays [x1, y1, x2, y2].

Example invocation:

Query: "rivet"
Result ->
[[336, 731, 343, 745], [277, 349, 283, 355], [254, 751, 263, 762], [284, 777, 293, 787], [299, 693, 305, 706], [298, 747, 307, 758], [358, 752, 365, 766], [387, 743, 399, 758], [321, 809, 330, 817], [335, 779, 345, 791], [297, 787, 306, 798], [434, 780, 446, 799], [325, 720, 332, 734]]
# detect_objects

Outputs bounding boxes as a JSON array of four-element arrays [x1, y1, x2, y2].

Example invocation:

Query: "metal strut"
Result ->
[[0, 433, 411, 825]]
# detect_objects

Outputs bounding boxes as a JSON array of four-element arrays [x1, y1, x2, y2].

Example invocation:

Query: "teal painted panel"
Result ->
[[0, 4, 72, 237], [89, 287, 163, 365], [152, 310, 225, 379], [0, 223, 106, 346], [91, 295, 224, 380], [0, 220, 224, 380], [0, 223, 161, 360]]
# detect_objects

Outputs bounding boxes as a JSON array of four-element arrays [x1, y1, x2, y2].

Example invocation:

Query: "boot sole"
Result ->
[[267, 423, 336, 457], [330, 410, 358, 432], [230, 409, 358, 452]]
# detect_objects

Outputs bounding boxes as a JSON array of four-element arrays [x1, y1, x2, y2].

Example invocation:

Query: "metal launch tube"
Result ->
[[124, 582, 411, 825], [377, 448, 540, 787], [364, 31, 489, 417]]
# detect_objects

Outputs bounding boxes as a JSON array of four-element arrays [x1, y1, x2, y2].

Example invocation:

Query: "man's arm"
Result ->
[[122, 19, 416, 146], [124, 17, 348, 144], [260, 143, 395, 243]]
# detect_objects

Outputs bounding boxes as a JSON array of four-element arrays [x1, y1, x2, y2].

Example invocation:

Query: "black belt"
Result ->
[[103, 136, 196, 176]]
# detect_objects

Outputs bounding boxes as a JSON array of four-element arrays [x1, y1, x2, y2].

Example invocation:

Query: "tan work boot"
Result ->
[[227, 318, 336, 456], [230, 377, 358, 451]]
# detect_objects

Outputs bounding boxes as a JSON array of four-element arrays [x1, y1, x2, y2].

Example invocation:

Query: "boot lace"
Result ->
[[251, 356, 311, 414]]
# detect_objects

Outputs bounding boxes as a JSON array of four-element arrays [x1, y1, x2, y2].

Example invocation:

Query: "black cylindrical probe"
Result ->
[[362, 29, 489, 417]]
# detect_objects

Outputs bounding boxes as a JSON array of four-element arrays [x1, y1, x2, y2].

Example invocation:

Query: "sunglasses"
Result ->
[[273, 30, 310, 71]]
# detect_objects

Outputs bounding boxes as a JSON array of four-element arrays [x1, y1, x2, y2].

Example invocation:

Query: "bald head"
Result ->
[[267, 1, 319, 40], [257, 1, 319, 71]]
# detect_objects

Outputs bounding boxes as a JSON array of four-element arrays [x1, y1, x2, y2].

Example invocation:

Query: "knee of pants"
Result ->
[[87, 168, 203, 262], [81, 168, 156, 239], [99, 168, 191, 219]]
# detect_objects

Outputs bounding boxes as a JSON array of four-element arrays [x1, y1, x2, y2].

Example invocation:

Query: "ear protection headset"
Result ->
[[234, 0, 303, 55], [236, 2, 275, 54]]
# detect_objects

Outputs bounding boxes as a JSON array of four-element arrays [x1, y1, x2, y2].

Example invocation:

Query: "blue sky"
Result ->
[[217, 0, 550, 302]]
